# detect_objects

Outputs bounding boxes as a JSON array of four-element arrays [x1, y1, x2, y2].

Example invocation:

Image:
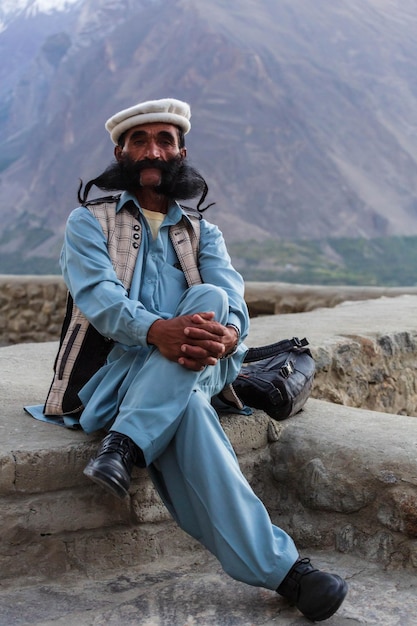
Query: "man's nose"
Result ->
[[145, 141, 161, 159]]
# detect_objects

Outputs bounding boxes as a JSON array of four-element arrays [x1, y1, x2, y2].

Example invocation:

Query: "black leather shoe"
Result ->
[[277, 557, 348, 622], [83, 431, 144, 500]]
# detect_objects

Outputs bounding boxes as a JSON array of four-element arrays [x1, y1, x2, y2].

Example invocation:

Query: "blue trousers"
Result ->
[[93, 285, 299, 589]]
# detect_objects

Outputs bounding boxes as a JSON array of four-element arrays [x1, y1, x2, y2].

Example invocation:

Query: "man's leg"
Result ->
[[147, 390, 347, 620], [149, 388, 299, 590]]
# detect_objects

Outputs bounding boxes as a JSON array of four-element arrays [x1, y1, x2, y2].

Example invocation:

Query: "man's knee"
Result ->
[[179, 284, 228, 318], [189, 283, 228, 303]]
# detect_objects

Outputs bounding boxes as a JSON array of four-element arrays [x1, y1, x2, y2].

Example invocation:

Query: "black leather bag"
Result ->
[[221, 337, 315, 421]]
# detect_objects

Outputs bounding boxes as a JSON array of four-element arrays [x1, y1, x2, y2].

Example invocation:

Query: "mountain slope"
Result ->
[[2, 0, 417, 272]]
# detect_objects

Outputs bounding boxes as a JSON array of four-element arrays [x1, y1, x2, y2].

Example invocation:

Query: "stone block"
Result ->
[[6, 443, 99, 494], [220, 412, 270, 455], [0, 488, 131, 541], [266, 398, 417, 567]]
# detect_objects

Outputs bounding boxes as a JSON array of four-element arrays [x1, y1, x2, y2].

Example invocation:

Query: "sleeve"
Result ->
[[60, 207, 160, 346], [197, 218, 250, 342]]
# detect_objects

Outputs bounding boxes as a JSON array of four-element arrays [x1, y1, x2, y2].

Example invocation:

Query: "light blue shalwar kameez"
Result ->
[[61, 192, 298, 590]]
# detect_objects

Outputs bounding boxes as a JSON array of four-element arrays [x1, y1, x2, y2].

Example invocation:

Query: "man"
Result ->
[[62, 97, 348, 621]]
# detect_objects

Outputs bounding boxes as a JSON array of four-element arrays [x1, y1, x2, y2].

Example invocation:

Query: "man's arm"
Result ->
[[61, 207, 160, 347]]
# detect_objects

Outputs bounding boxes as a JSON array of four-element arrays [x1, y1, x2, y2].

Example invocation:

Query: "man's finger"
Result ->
[[178, 357, 205, 371], [181, 342, 224, 359]]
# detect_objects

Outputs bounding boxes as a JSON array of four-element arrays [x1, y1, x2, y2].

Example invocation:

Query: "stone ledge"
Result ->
[[1, 295, 417, 582], [244, 281, 417, 316]]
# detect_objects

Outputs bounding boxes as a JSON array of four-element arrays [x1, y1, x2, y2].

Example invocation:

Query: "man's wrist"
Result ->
[[147, 318, 163, 346], [221, 324, 240, 359], [227, 324, 240, 342]]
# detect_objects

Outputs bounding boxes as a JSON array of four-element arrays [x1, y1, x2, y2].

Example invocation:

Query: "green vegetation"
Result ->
[[2, 233, 417, 284], [228, 236, 417, 286]]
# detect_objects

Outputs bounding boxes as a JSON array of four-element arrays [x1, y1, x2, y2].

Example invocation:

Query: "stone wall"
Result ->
[[0, 276, 67, 345], [312, 331, 417, 416], [2, 274, 417, 345]]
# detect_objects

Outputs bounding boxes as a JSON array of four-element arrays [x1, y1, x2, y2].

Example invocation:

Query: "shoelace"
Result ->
[[292, 558, 319, 578], [283, 558, 320, 602], [297, 558, 317, 571], [99, 433, 138, 463]]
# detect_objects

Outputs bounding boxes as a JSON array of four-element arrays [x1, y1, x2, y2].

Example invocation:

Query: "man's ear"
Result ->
[[180, 147, 187, 159], [114, 145, 123, 162]]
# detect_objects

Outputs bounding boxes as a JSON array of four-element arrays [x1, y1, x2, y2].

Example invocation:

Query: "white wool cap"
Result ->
[[105, 98, 191, 144]]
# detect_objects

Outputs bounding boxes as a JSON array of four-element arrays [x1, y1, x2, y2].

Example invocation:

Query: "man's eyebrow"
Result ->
[[129, 129, 176, 141], [129, 130, 147, 140], [157, 130, 177, 141]]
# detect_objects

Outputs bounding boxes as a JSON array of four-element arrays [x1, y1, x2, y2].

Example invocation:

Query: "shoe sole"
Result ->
[[83, 462, 129, 500], [304, 579, 348, 622]]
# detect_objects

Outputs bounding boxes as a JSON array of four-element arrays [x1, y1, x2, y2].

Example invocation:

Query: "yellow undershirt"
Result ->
[[142, 208, 165, 240]]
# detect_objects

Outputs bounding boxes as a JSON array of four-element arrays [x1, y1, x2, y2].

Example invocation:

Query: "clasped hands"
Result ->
[[147, 312, 239, 371]]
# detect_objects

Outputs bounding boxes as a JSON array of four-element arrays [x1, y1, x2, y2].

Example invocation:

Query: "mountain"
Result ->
[[3, 0, 417, 273]]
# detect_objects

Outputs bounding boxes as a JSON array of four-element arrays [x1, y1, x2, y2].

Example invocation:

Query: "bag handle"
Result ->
[[243, 337, 309, 363]]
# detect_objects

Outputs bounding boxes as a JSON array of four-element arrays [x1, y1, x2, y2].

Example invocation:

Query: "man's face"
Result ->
[[114, 122, 186, 189]]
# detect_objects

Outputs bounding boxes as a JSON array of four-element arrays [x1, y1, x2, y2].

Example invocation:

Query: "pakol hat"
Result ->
[[105, 97, 191, 144]]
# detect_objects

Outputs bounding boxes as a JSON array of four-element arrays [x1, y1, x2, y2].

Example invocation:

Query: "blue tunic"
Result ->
[[61, 192, 249, 432]]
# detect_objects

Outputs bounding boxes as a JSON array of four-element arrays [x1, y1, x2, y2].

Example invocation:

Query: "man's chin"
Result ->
[[139, 170, 162, 188]]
